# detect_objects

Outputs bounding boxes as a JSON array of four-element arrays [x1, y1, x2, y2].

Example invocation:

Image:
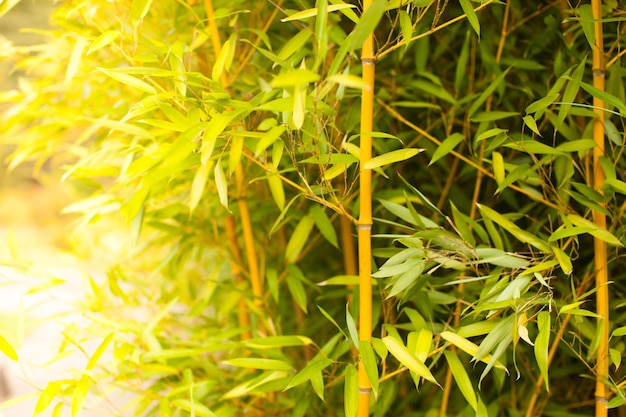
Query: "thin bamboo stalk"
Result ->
[[357, 0, 375, 415], [205, 0, 264, 329], [591, 1, 609, 416]]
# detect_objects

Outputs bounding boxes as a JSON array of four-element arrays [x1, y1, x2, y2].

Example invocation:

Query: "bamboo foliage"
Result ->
[[2, 1, 626, 416]]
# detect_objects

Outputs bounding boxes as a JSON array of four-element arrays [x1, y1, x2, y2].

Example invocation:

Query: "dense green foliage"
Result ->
[[2, 0, 626, 416]]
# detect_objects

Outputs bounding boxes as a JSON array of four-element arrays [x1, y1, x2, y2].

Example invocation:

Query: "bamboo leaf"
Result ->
[[459, 0, 480, 37], [327, 74, 367, 89], [535, 311, 550, 391], [310, 205, 339, 248], [271, 69, 320, 88], [281, 3, 357, 22], [97, 67, 156, 94], [346, 305, 359, 349], [86, 332, 115, 371], [0, 332, 18, 361], [492, 151, 505, 185], [567, 214, 624, 246], [523, 115, 542, 137], [34, 382, 61, 416], [285, 215, 315, 263], [364, 148, 423, 169], [347, 0, 387, 50], [430, 133, 464, 165], [71, 376, 90, 417], [577, 4, 595, 49], [190, 162, 210, 213], [382, 336, 439, 385], [469, 69, 509, 116], [172, 399, 216, 417], [344, 364, 358, 417], [267, 175, 285, 210], [244, 336, 313, 349], [359, 341, 379, 397], [444, 350, 477, 411], [278, 30, 312, 62], [87, 31, 120, 55], [212, 37, 236, 81], [286, 265, 308, 313], [317, 305, 349, 340], [579, 81, 626, 115], [440, 331, 507, 370], [315, 0, 328, 59], [399, 10, 413, 49], [214, 160, 229, 211], [223, 358, 293, 370], [131, 0, 154, 21], [292, 85, 306, 129], [285, 358, 333, 390], [557, 59, 586, 129], [525, 93, 560, 115]]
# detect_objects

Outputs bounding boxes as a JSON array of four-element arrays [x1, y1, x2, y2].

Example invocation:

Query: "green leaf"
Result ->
[[523, 115, 542, 137], [577, 4, 595, 49], [535, 311, 550, 391], [310, 205, 339, 248], [347, 0, 387, 50], [267, 174, 285, 210], [557, 59, 586, 129], [344, 364, 358, 417], [190, 162, 210, 213], [579, 81, 626, 115], [172, 399, 216, 417], [317, 305, 349, 340], [492, 151, 505, 185], [459, 0, 480, 37], [0, 332, 18, 362], [469, 69, 509, 117], [525, 93, 560, 115], [611, 326, 626, 337], [285, 358, 333, 390], [478, 204, 551, 252], [359, 341, 379, 397], [382, 336, 439, 385], [285, 215, 315, 263], [223, 358, 293, 371], [244, 336, 313, 349], [430, 133, 464, 165], [364, 148, 423, 169], [270, 69, 320, 88], [567, 214, 624, 246], [444, 350, 477, 411], [346, 305, 360, 349], [286, 265, 308, 313]]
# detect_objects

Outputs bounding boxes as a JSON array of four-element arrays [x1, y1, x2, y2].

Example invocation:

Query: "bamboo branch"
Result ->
[[357, 0, 375, 415], [591, 1, 610, 416]]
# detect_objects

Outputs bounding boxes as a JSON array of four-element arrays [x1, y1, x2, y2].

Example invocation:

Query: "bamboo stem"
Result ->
[[205, 0, 264, 331], [357, 0, 375, 415], [591, 1, 609, 416]]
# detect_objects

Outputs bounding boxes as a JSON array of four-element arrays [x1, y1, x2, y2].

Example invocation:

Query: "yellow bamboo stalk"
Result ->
[[357, 0, 375, 415], [204, 0, 264, 327], [591, 1, 609, 415]]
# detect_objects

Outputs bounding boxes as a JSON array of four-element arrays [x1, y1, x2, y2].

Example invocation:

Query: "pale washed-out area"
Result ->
[[0, 2, 127, 416]]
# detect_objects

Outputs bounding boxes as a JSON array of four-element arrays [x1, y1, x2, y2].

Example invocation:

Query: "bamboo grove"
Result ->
[[2, 0, 626, 416]]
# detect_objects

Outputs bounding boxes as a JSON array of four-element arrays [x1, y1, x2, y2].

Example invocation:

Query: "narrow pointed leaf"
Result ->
[[382, 336, 438, 385], [364, 148, 423, 169]]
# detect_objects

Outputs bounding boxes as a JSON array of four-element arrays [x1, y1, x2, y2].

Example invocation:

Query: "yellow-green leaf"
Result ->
[[492, 151, 505, 185], [212, 37, 236, 81], [285, 215, 315, 263], [223, 357, 293, 371], [214, 160, 229, 211], [459, 0, 480, 37], [271, 69, 320, 88], [523, 115, 542, 137], [359, 341, 379, 397], [567, 214, 624, 246], [172, 399, 216, 417], [87, 31, 120, 55], [534, 311, 550, 391], [344, 364, 358, 417], [440, 331, 507, 370], [86, 332, 115, 371], [281, 3, 357, 22], [267, 174, 285, 210], [382, 336, 438, 385], [97, 67, 156, 94], [34, 382, 61, 416], [364, 148, 423, 169], [292, 85, 306, 129], [131, 0, 154, 21], [430, 133, 464, 165], [71, 376, 90, 417], [0, 332, 17, 361], [444, 350, 477, 411], [310, 205, 338, 248], [190, 162, 211, 212], [285, 358, 333, 390], [327, 74, 367, 89]]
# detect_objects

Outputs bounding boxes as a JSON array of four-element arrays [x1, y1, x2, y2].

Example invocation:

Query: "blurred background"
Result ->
[[0, 2, 122, 416]]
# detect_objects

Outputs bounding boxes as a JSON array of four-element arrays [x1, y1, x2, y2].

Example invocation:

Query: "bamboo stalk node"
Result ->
[[595, 396, 608, 403], [361, 58, 376, 65], [358, 387, 372, 394], [592, 69, 605, 77], [357, 224, 372, 230]]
